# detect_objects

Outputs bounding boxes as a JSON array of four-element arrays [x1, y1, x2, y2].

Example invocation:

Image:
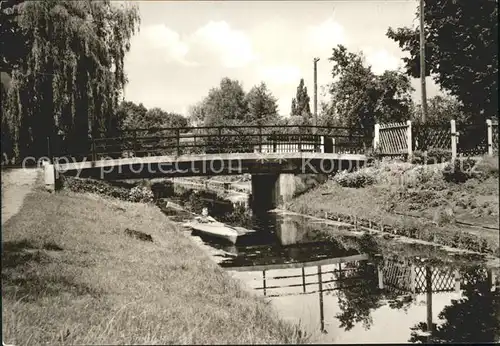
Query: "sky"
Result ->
[[123, 0, 442, 117]]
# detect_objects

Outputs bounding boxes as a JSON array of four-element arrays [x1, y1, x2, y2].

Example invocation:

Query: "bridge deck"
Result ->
[[57, 152, 367, 172]]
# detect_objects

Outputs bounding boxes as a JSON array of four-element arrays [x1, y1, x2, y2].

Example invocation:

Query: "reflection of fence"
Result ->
[[381, 258, 460, 294]]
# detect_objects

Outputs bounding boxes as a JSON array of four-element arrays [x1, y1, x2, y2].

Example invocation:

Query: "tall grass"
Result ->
[[2, 188, 307, 345]]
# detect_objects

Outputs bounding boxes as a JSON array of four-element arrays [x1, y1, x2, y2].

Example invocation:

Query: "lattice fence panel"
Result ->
[[414, 265, 456, 293], [382, 258, 457, 294], [378, 122, 409, 155], [412, 124, 451, 151], [457, 123, 488, 157]]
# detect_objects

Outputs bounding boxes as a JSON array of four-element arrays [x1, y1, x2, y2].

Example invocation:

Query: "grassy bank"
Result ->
[[284, 156, 499, 255], [2, 182, 305, 344]]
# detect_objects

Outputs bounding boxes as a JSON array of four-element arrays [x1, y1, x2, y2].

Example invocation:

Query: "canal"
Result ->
[[157, 189, 499, 344]]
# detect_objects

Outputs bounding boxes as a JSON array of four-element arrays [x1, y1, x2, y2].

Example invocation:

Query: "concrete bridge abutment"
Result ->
[[250, 173, 328, 211]]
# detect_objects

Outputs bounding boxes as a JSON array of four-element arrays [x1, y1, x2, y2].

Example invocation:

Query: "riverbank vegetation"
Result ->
[[2, 181, 306, 344], [285, 155, 499, 255]]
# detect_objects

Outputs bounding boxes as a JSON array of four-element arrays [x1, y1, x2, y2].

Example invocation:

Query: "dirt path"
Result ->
[[1, 168, 40, 225]]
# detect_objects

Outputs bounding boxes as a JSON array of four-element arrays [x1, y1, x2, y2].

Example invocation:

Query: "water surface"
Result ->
[[162, 203, 499, 344]]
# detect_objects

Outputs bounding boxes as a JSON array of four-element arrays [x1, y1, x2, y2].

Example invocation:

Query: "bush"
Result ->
[[402, 165, 447, 190], [63, 176, 130, 200], [409, 150, 426, 165], [365, 146, 384, 162], [333, 169, 376, 188], [409, 149, 452, 165], [63, 176, 155, 204], [128, 186, 154, 203], [442, 158, 477, 183], [474, 155, 499, 179], [426, 148, 452, 164]]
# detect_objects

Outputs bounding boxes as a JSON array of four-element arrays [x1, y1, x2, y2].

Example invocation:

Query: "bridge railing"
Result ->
[[71, 125, 371, 160]]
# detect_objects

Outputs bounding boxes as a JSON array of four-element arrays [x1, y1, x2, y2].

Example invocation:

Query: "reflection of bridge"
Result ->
[[50, 125, 370, 206]]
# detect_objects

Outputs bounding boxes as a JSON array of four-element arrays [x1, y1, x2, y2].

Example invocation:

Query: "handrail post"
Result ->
[[133, 130, 138, 158], [176, 128, 181, 156], [259, 126, 263, 153], [218, 126, 222, 153], [486, 119, 493, 156], [450, 120, 457, 160]]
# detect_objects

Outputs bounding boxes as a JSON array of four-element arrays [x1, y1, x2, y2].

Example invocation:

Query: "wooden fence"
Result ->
[[374, 118, 498, 158], [374, 121, 412, 157]]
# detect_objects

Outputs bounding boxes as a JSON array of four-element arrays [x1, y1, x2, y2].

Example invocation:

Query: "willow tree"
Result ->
[[2, 0, 140, 160]]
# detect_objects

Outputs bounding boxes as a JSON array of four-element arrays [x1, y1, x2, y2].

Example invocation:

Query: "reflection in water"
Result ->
[[230, 258, 498, 344], [164, 204, 499, 344], [332, 260, 382, 332], [409, 265, 500, 344]]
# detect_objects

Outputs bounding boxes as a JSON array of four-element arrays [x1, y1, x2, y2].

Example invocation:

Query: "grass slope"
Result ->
[[2, 184, 305, 344], [285, 157, 499, 254]]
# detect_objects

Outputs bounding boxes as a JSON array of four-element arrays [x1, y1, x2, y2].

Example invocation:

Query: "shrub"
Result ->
[[409, 150, 426, 165], [474, 155, 499, 179], [442, 158, 477, 183], [365, 146, 384, 162], [63, 176, 130, 200], [128, 186, 154, 203], [151, 180, 174, 199], [333, 169, 376, 188], [426, 148, 452, 164], [410, 149, 452, 165]]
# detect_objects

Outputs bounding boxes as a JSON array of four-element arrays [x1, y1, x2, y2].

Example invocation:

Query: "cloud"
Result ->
[[128, 21, 256, 69], [128, 24, 195, 66], [258, 65, 302, 86], [188, 21, 257, 68], [304, 18, 347, 57], [364, 48, 401, 75], [143, 25, 188, 58]]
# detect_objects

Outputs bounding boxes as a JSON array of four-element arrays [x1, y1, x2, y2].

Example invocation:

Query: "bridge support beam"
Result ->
[[250, 173, 302, 211]]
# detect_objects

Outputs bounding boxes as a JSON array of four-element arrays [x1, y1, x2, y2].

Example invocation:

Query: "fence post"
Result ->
[[377, 264, 384, 290], [406, 120, 413, 157], [332, 137, 336, 154], [320, 135, 325, 153], [450, 120, 457, 160], [454, 269, 461, 293], [487, 119, 493, 156], [373, 123, 380, 151], [410, 263, 416, 293]]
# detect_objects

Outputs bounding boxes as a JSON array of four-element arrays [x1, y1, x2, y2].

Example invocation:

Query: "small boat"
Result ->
[[183, 219, 239, 244]]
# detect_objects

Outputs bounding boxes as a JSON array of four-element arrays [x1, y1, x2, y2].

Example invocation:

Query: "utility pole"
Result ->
[[419, 0, 428, 123], [313, 57, 320, 141]]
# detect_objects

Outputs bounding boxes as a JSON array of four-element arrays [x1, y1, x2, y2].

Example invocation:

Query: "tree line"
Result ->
[[1, 0, 496, 162]]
